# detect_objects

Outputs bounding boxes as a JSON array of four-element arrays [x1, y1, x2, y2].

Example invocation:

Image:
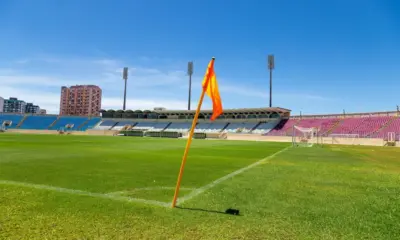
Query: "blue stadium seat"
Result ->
[[0, 114, 24, 129], [81, 117, 101, 130], [19, 115, 58, 130], [95, 120, 118, 130], [252, 121, 279, 134], [50, 116, 89, 130], [165, 122, 192, 132], [112, 121, 136, 130]]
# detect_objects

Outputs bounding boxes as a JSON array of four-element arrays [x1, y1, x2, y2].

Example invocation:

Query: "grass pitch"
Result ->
[[1, 134, 400, 239]]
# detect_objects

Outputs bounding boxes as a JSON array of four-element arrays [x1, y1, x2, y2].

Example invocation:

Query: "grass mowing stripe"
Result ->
[[0, 180, 170, 208], [177, 146, 290, 205]]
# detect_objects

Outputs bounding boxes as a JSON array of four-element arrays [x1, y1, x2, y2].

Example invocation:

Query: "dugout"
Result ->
[[145, 131, 182, 138], [120, 130, 145, 137]]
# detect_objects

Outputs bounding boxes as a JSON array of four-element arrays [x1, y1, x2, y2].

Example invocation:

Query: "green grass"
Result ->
[[1, 134, 400, 239]]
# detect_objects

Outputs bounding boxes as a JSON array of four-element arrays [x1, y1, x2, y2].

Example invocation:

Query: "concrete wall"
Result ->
[[227, 134, 387, 146], [6, 129, 118, 136], [6, 129, 59, 134], [3, 129, 396, 147]]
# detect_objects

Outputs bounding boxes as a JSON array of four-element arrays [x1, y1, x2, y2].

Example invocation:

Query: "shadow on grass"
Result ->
[[176, 206, 241, 216]]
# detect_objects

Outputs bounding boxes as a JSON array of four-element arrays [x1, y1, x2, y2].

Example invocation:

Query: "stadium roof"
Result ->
[[153, 107, 291, 115]]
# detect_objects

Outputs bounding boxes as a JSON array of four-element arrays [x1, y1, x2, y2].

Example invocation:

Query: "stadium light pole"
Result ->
[[122, 67, 128, 111], [187, 62, 194, 110], [268, 55, 274, 108]]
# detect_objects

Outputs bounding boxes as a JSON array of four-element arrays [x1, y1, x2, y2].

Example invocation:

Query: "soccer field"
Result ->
[[1, 134, 400, 239]]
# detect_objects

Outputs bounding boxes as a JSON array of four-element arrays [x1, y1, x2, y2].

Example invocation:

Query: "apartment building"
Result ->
[[60, 85, 102, 116]]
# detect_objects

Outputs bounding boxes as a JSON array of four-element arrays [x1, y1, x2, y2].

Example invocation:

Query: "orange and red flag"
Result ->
[[202, 58, 223, 121]]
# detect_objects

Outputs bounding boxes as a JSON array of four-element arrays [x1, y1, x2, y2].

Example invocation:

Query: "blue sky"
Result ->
[[0, 0, 399, 114]]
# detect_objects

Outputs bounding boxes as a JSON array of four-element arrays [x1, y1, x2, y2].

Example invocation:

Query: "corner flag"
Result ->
[[171, 57, 223, 208]]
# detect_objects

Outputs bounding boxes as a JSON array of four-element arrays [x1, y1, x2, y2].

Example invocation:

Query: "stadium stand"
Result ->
[[80, 117, 101, 130], [194, 122, 228, 133], [150, 122, 170, 131], [2, 106, 399, 145], [252, 121, 280, 134], [133, 122, 156, 130], [329, 117, 391, 137], [19, 115, 58, 130], [224, 122, 259, 133], [50, 116, 89, 130], [266, 119, 298, 136], [95, 120, 118, 130], [350, 116, 392, 137], [330, 118, 364, 135], [371, 117, 400, 140], [164, 122, 192, 132], [0, 114, 24, 129], [112, 121, 136, 130]]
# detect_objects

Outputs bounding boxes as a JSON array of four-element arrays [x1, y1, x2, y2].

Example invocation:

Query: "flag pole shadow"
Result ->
[[175, 206, 241, 216]]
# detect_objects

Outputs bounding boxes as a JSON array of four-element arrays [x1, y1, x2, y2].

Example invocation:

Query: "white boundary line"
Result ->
[[177, 146, 290, 205], [107, 186, 195, 196], [1, 147, 290, 208], [0, 180, 169, 208]]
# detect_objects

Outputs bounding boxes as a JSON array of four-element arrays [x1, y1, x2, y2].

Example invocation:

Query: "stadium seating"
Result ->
[[0, 114, 24, 129], [195, 122, 227, 133], [252, 121, 279, 134], [267, 118, 339, 136], [224, 122, 259, 133], [330, 118, 365, 135], [95, 120, 118, 130], [3, 111, 394, 139], [80, 117, 101, 130], [112, 121, 136, 130], [151, 122, 170, 131], [127, 122, 170, 131], [19, 115, 58, 130], [330, 117, 391, 137], [349, 117, 391, 137], [50, 116, 89, 130], [133, 122, 156, 130], [266, 119, 298, 136], [164, 122, 192, 132], [371, 117, 400, 140]]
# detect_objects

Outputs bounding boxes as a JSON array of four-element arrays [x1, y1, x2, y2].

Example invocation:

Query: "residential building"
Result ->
[[60, 85, 102, 116], [25, 103, 40, 114], [39, 109, 47, 115], [3, 97, 26, 113], [0, 97, 4, 113]]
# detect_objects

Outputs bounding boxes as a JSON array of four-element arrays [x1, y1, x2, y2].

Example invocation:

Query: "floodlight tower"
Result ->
[[122, 67, 128, 110], [268, 55, 274, 108], [187, 62, 194, 110]]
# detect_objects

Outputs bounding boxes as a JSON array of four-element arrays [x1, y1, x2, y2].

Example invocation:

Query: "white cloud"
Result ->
[[0, 86, 60, 113], [102, 97, 209, 111], [0, 55, 332, 114]]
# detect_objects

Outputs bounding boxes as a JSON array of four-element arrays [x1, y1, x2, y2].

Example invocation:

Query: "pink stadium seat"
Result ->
[[266, 118, 338, 136], [371, 117, 400, 140], [266, 116, 399, 139], [350, 117, 391, 137]]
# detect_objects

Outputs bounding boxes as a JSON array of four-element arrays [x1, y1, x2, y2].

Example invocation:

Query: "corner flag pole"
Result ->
[[171, 57, 215, 208]]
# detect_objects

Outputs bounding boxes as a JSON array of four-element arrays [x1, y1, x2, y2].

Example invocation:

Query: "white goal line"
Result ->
[[0, 180, 170, 208]]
